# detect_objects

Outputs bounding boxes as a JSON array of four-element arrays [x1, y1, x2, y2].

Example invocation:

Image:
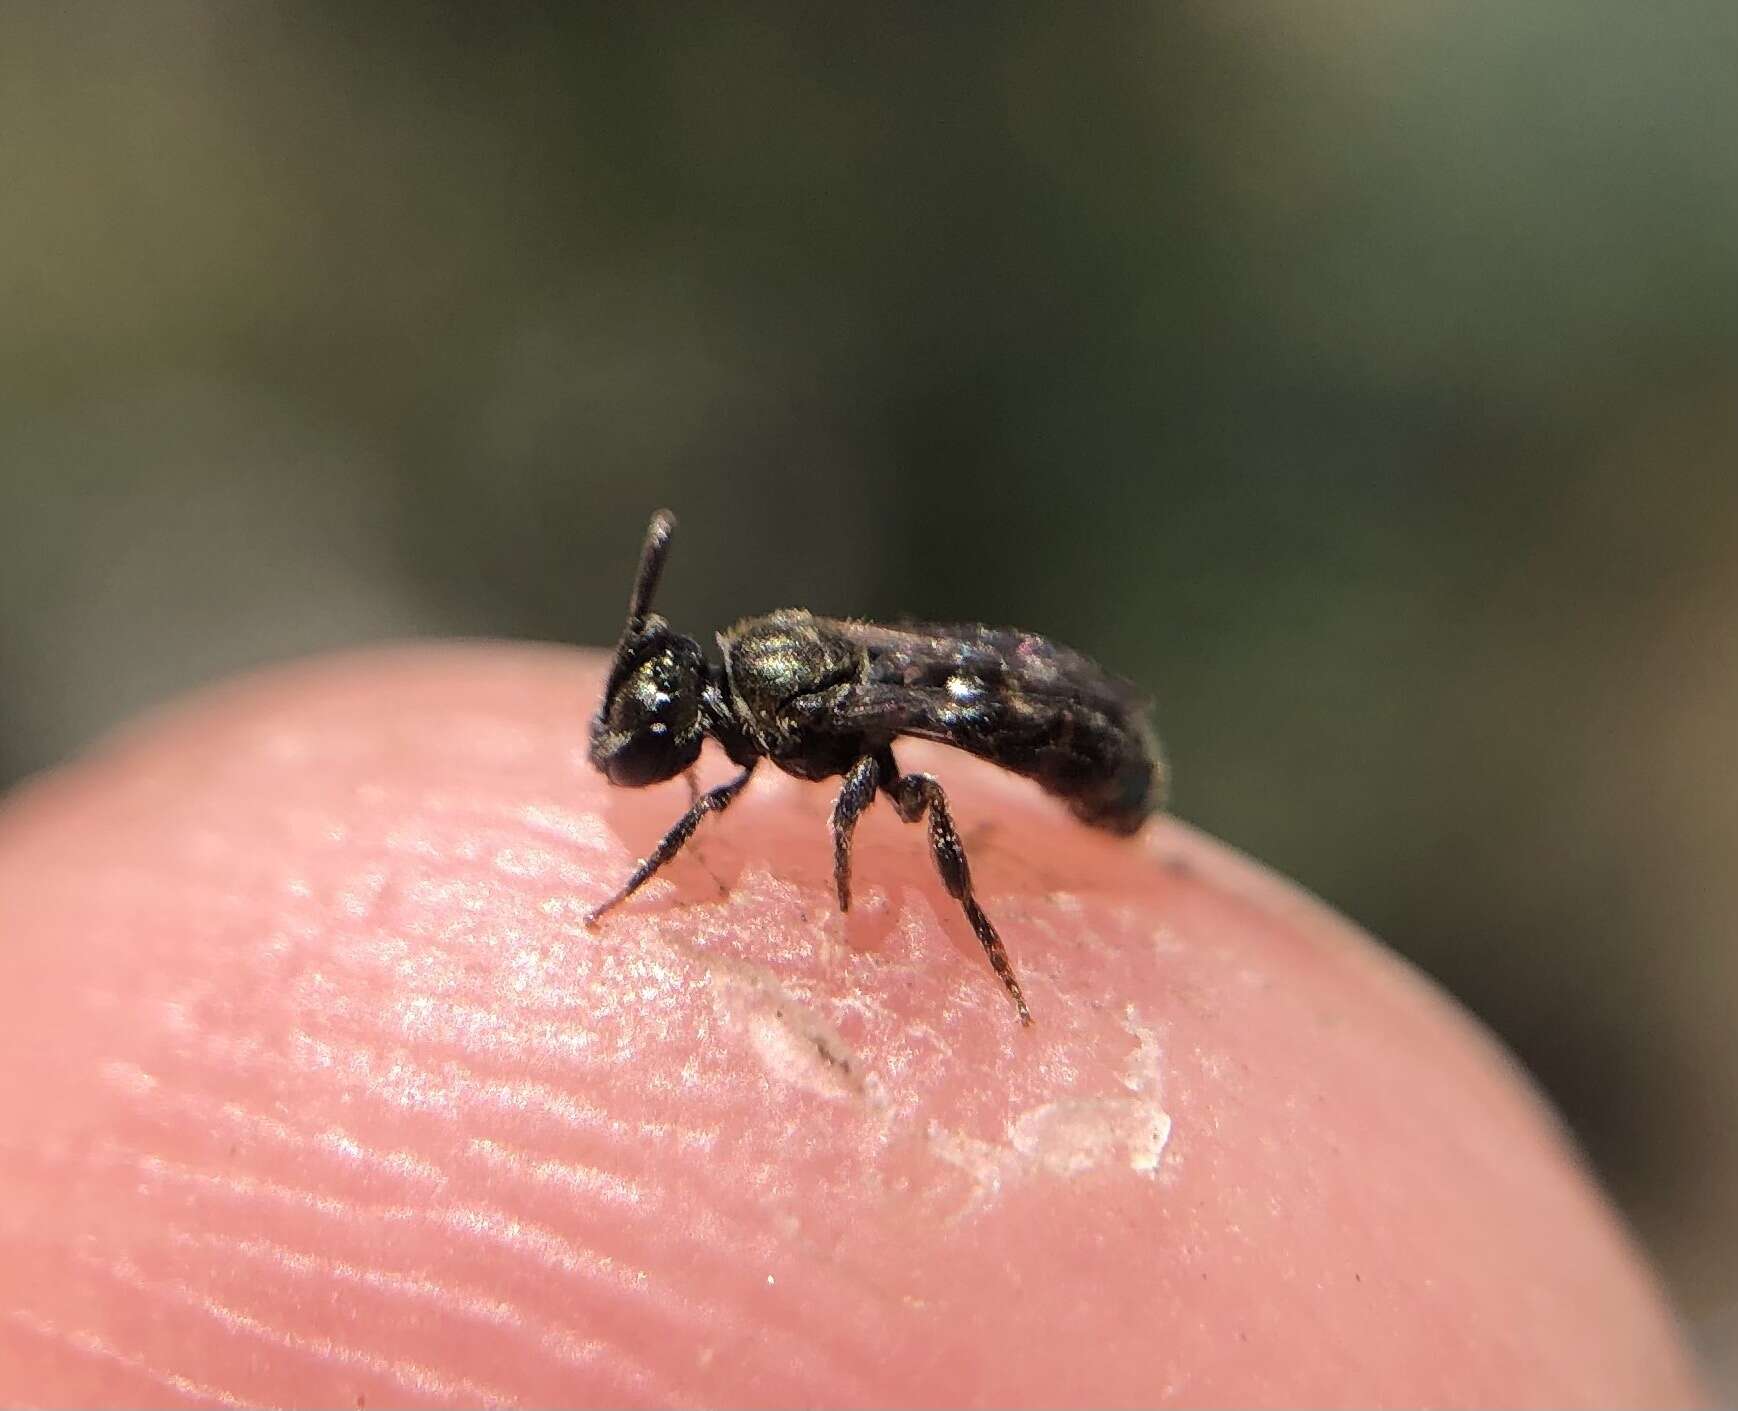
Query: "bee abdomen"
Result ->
[[942, 687, 1165, 836]]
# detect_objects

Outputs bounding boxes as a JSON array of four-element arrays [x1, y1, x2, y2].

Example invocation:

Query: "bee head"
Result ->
[[588, 510, 707, 787], [589, 619, 706, 786]]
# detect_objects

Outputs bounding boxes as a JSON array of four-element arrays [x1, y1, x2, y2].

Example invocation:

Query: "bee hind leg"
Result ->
[[885, 761, 1032, 1026]]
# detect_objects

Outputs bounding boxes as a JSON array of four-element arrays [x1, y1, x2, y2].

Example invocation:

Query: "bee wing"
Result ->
[[821, 617, 1149, 714], [783, 681, 974, 741], [787, 680, 1128, 766], [765, 611, 1163, 831]]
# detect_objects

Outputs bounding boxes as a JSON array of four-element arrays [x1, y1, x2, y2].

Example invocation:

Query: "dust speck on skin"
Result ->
[[928, 1007, 1173, 1201], [926, 1122, 1011, 1199], [707, 961, 874, 1104], [1119, 1005, 1165, 1096], [1010, 1098, 1173, 1176]]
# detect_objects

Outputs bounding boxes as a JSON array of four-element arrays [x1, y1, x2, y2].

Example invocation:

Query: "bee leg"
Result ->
[[887, 765, 1033, 1026], [830, 753, 886, 912], [587, 765, 756, 925], [680, 768, 728, 893]]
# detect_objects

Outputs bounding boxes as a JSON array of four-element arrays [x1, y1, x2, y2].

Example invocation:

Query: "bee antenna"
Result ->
[[627, 509, 678, 627]]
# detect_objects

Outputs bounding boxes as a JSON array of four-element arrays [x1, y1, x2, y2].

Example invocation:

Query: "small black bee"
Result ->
[[586, 510, 1166, 1024]]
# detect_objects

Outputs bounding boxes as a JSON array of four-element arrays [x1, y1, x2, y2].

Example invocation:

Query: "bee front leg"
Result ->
[[587, 765, 756, 925]]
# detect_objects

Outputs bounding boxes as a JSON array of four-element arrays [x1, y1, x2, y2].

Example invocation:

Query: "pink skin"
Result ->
[[0, 645, 1706, 1407]]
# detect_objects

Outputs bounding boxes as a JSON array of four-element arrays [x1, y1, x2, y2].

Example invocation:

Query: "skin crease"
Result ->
[[0, 645, 1707, 1409]]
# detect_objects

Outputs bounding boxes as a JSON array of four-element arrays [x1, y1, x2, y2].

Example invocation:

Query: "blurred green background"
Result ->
[[4, 1, 1735, 1382]]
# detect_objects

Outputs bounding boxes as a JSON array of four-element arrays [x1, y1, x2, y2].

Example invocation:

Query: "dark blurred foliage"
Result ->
[[4, 1, 1736, 1376]]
